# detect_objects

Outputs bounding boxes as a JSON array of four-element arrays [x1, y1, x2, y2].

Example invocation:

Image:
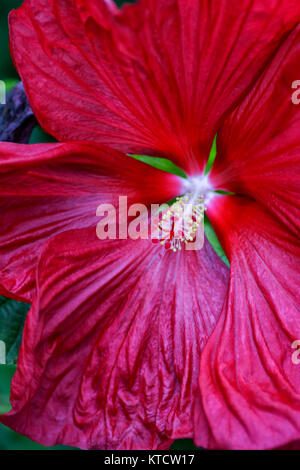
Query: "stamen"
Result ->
[[152, 193, 205, 252]]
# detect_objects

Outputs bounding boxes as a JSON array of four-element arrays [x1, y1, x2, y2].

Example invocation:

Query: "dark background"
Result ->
[[0, 0, 23, 81]]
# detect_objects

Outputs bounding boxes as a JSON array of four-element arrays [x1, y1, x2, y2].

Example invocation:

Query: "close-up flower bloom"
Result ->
[[0, 0, 300, 451]]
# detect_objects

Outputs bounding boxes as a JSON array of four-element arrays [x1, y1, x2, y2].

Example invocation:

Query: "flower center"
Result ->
[[152, 175, 213, 252]]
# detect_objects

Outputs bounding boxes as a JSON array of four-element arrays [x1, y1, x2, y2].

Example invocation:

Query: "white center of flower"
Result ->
[[152, 175, 214, 252], [182, 174, 214, 207]]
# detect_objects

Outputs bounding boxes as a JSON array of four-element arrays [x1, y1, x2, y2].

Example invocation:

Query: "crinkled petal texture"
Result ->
[[9, 0, 300, 173], [210, 24, 300, 236], [198, 196, 300, 450], [0, 229, 229, 449], [0, 141, 182, 302], [196, 27, 300, 449]]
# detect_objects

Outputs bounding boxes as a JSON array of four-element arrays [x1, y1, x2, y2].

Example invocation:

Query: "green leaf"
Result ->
[[0, 297, 29, 365], [204, 215, 230, 267], [115, 0, 136, 5], [171, 439, 203, 450], [130, 154, 187, 179], [3, 79, 20, 93], [131, 136, 217, 179], [205, 135, 217, 175], [29, 125, 57, 144], [0, 364, 15, 414]]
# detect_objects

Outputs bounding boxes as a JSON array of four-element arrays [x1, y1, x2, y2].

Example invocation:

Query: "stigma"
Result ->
[[152, 175, 213, 252]]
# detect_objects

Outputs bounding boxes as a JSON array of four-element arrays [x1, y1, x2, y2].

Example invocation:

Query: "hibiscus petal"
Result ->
[[0, 141, 182, 302], [210, 24, 300, 236], [9, 0, 300, 173], [197, 195, 300, 450], [0, 228, 229, 449]]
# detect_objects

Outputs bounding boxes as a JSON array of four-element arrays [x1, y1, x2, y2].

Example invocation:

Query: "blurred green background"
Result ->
[[0, 0, 200, 451], [0, 0, 22, 82]]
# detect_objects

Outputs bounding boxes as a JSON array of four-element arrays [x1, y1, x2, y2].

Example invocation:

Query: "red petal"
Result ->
[[9, 0, 300, 173], [0, 229, 229, 450], [0, 142, 182, 301], [197, 196, 300, 450], [210, 25, 300, 236]]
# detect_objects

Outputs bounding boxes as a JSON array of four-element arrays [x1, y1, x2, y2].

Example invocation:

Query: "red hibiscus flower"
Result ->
[[0, 0, 300, 450]]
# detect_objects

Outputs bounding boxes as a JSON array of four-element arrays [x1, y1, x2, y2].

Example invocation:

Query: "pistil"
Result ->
[[152, 175, 213, 252]]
